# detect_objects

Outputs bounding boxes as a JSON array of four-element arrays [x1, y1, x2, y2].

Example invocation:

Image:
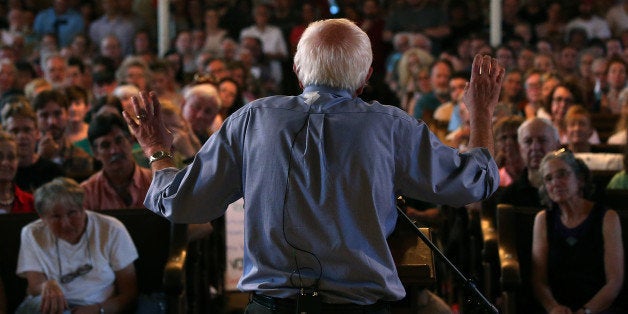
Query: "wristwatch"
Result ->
[[98, 303, 105, 314], [582, 307, 592, 314], [148, 150, 174, 165]]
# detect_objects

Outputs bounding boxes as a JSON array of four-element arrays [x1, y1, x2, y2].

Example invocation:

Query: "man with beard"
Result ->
[[1, 97, 64, 192], [33, 90, 93, 182], [413, 59, 453, 129], [499, 117, 560, 207], [81, 113, 152, 210]]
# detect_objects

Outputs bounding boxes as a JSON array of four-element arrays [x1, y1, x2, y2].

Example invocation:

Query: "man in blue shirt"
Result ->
[[33, 0, 84, 48], [125, 18, 503, 313]]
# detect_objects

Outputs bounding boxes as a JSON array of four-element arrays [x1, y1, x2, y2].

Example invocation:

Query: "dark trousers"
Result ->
[[244, 294, 391, 314]]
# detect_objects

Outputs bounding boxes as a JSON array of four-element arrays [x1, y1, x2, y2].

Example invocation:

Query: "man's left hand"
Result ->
[[123, 92, 174, 157]]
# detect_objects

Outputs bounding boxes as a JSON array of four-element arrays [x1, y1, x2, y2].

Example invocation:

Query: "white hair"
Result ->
[[113, 84, 140, 99], [182, 83, 221, 108], [294, 18, 372, 91], [518, 117, 560, 144]]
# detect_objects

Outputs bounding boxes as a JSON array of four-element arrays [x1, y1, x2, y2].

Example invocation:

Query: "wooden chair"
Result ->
[[479, 189, 503, 301], [0, 209, 188, 314], [496, 204, 544, 314]]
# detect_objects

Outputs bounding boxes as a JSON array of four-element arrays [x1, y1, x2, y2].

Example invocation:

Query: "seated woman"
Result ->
[[532, 148, 624, 313], [564, 105, 595, 153], [16, 177, 138, 313], [0, 130, 34, 214]]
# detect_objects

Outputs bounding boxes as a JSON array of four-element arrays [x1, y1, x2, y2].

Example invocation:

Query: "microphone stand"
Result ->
[[395, 199, 498, 314]]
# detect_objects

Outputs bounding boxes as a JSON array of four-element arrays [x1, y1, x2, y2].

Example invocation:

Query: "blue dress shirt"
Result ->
[[33, 8, 84, 47], [145, 85, 499, 304]]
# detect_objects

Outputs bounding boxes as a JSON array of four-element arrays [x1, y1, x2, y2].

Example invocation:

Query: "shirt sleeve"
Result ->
[[144, 116, 244, 223], [106, 218, 138, 271], [16, 225, 45, 276], [394, 120, 499, 207]]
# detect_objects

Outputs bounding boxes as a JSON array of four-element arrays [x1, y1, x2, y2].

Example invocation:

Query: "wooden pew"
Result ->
[[497, 204, 543, 314], [0, 209, 188, 314]]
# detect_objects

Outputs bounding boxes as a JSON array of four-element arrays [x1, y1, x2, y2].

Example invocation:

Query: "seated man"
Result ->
[[16, 177, 138, 313], [499, 117, 561, 207], [33, 90, 94, 182], [1, 96, 64, 192], [81, 113, 152, 210]]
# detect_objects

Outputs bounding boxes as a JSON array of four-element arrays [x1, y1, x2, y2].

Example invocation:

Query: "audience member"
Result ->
[[81, 113, 151, 210], [564, 105, 595, 152], [0, 130, 34, 214], [150, 60, 183, 107], [413, 59, 452, 126], [607, 87, 628, 144], [0, 58, 21, 99], [15, 177, 138, 313], [535, 2, 566, 45], [495, 70, 525, 121], [173, 30, 196, 76], [602, 57, 627, 114], [565, 0, 611, 41], [65, 57, 89, 90], [32, 0, 85, 48], [41, 53, 67, 89], [115, 57, 151, 92], [89, 0, 136, 57], [494, 116, 525, 187], [607, 133, 628, 189], [532, 148, 624, 313], [396, 48, 434, 113], [23, 78, 52, 103], [33, 90, 94, 182], [160, 99, 200, 167], [98, 35, 124, 68], [181, 84, 221, 144], [606, 0, 628, 37], [1, 97, 64, 192], [240, 4, 288, 88], [63, 86, 90, 147], [499, 117, 561, 207], [523, 70, 544, 119], [201, 8, 228, 56]]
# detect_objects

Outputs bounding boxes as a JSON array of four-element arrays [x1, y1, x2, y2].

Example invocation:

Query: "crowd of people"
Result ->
[[0, 0, 626, 313]]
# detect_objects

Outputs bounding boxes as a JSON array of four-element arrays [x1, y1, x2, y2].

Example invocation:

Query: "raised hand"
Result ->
[[122, 92, 174, 157], [463, 54, 505, 120]]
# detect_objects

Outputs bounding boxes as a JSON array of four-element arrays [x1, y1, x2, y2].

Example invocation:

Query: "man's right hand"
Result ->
[[40, 280, 67, 314], [463, 55, 505, 156]]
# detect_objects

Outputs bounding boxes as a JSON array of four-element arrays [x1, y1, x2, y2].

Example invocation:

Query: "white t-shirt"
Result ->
[[17, 211, 138, 306]]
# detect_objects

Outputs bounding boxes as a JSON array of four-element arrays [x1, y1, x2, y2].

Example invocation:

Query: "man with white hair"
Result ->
[[126, 19, 502, 312], [42, 54, 67, 89], [499, 117, 561, 207], [181, 84, 221, 144]]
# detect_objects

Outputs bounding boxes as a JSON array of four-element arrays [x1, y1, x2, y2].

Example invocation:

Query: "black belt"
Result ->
[[251, 293, 389, 312]]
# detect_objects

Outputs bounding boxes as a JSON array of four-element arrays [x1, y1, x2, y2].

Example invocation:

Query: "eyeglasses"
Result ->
[[55, 223, 93, 285], [60, 264, 93, 284]]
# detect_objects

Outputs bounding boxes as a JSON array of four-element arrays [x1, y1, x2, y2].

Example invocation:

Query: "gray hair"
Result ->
[[34, 177, 84, 216], [517, 117, 560, 144], [293, 19, 372, 91], [182, 83, 221, 107], [538, 148, 593, 207]]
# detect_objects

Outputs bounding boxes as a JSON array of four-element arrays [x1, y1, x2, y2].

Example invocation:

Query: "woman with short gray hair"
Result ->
[[16, 177, 138, 314]]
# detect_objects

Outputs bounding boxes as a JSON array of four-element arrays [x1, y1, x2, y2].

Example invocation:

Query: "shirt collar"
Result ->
[[302, 85, 353, 99]]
